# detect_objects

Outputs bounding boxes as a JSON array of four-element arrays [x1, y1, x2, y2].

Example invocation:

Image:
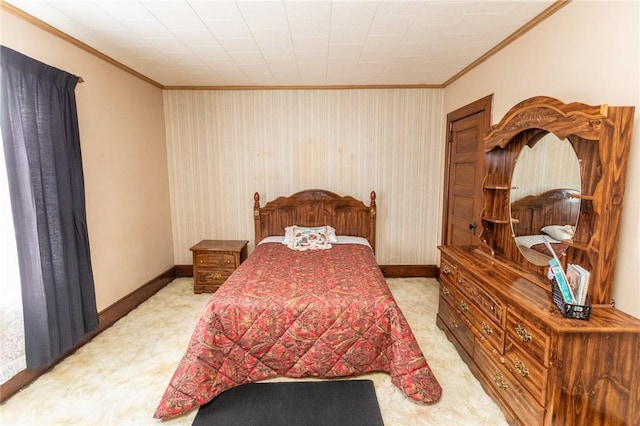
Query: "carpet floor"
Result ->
[[0, 278, 507, 425]]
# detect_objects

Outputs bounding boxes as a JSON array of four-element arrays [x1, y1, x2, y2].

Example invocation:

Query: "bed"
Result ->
[[154, 189, 442, 419], [511, 188, 580, 264]]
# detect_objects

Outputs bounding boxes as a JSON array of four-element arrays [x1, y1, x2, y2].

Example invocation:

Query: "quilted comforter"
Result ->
[[154, 242, 442, 418]]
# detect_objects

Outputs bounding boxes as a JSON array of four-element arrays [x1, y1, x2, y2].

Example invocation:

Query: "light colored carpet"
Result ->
[[0, 277, 507, 425]]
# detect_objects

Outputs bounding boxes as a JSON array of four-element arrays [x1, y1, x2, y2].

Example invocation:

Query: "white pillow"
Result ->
[[541, 225, 575, 241], [335, 236, 372, 250], [283, 225, 338, 244], [257, 236, 285, 245]]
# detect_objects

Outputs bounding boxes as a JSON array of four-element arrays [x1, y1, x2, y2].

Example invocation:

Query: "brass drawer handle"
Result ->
[[458, 301, 469, 312], [481, 321, 493, 335], [199, 259, 204, 264], [457, 278, 463, 285], [226, 259, 232, 264], [442, 265, 451, 275], [209, 273, 222, 279], [514, 358, 529, 377], [515, 324, 532, 343], [442, 287, 451, 296], [449, 320, 458, 329], [489, 305, 496, 312], [493, 372, 509, 391]]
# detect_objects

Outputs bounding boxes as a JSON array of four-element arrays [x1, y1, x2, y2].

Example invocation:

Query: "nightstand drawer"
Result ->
[[195, 252, 237, 268], [195, 269, 234, 286]]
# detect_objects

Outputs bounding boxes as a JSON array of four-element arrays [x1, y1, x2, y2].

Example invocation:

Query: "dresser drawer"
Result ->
[[439, 279, 456, 306], [438, 297, 474, 356], [194, 252, 238, 268], [454, 293, 505, 354], [504, 337, 548, 404], [440, 257, 457, 284], [506, 310, 551, 367], [457, 270, 505, 327], [475, 345, 544, 426]]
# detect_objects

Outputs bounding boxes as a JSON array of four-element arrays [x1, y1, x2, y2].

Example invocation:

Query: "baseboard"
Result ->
[[378, 265, 438, 278], [97, 267, 177, 331], [0, 266, 177, 404], [175, 264, 194, 277]]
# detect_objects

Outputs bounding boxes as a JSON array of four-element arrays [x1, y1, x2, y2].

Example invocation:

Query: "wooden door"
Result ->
[[442, 95, 492, 246]]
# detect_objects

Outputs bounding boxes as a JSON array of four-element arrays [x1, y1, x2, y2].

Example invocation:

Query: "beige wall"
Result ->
[[1, 11, 174, 311], [164, 89, 444, 265], [444, 1, 640, 319]]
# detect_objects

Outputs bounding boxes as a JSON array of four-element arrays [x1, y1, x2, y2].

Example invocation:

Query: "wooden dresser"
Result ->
[[190, 240, 248, 293], [437, 246, 640, 426], [438, 97, 639, 425]]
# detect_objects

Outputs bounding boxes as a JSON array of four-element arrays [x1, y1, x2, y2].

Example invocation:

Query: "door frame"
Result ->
[[441, 94, 493, 246]]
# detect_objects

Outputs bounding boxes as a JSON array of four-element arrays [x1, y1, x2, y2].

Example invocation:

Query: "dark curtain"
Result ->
[[0, 46, 98, 367]]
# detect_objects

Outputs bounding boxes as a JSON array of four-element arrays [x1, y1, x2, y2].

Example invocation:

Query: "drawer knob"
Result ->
[[209, 273, 222, 279], [449, 320, 458, 329], [442, 287, 451, 296], [493, 372, 509, 391], [481, 321, 493, 335], [442, 265, 451, 275], [515, 324, 533, 343], [458, 301, 469, 312], [457, 278, 463, 285], [199, 259, 204, 264], [514, 358, 530, 377]]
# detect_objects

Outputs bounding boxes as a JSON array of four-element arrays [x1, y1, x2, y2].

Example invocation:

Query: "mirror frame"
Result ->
[[479, 96, 634, 305]]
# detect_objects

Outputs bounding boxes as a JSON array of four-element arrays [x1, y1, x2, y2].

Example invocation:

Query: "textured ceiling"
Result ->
[[6, 0, 558, 88]]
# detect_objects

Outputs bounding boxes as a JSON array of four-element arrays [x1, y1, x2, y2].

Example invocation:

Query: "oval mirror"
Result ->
[[510, 133, 581, 266]]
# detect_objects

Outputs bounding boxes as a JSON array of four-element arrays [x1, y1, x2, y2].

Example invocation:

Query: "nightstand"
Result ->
[[190, 240, 248, 293]]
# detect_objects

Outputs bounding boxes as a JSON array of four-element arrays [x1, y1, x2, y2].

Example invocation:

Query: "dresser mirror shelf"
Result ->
[[479, 96, 634, 306]]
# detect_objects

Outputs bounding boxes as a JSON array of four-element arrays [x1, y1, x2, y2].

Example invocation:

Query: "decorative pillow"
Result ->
[[287, 226, 333, 251], [283, 225, 337, 245], [541, 225, 575, 241]]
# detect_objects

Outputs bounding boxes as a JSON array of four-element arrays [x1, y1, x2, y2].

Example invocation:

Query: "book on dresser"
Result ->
[[566, 263, 590, 305], [548, 257, 575, 304]]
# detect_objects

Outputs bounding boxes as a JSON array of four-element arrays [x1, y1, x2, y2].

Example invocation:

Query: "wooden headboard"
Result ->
[[510, 188, 580, 237], [253, 189, 377, 252]]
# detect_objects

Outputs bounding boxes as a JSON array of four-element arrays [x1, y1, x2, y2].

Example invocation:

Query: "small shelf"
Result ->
[[561, 239, 594, 252], [482, 216, 511, 224], [569, 193, 594, 201], [483, 184, 511, 190]]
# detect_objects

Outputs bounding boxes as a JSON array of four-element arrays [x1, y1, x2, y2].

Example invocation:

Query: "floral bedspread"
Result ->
[[154, 242, 442, 419]]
